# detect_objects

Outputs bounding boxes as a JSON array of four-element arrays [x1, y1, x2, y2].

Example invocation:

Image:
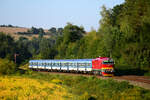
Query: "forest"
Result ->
[[0, 0, 150, 75]]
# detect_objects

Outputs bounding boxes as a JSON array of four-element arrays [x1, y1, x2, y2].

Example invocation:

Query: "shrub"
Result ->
[[0, 58, 16, 75]]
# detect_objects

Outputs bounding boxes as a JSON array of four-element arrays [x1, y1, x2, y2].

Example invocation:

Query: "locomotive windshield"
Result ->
[[102, 60, 114, 64]]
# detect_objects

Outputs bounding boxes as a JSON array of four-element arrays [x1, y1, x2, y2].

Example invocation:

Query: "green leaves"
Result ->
[[96, 0, 150, 70], [0, 58, 16, 75]]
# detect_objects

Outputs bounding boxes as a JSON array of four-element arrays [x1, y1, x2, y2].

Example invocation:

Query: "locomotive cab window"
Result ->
[[102, 61, 114, 64]]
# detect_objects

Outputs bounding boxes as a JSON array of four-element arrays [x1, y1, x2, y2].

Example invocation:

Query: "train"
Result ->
[[29, 57, 114, 76]]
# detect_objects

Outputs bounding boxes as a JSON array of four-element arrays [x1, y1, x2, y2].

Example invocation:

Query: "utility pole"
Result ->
[[14, 53, 19, 63]]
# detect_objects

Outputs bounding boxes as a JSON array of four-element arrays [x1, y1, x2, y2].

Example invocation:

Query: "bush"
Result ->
[[0, 58, 16, 75]]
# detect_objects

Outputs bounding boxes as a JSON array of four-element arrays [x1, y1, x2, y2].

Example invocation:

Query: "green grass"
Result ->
[[1, 69, 150, 100], [19, 71, 150, 100]]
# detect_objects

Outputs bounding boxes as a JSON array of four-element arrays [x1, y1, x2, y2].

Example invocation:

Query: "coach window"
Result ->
[[72, 63, 74, 66], [53, 63, 55, 66], [61, 63, 64, 66], [85, 63, 87, 66], [80, 63, 82, 66], [63, 63, 65, 66], [57, 63, 59, 66], [68, 63, 71, 66], [78, 63, 81, 66], [55, 62, 58, 67], [45, 63, 47, 66], [44, 63, 46, 66], [48, 63, 50, 66]]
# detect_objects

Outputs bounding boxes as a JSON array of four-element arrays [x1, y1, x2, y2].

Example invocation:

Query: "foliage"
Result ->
[[0, 58, 16, 75], [0, 24, 20, 28], [0, 32, 16, 61], [55, 23, 85, 59]]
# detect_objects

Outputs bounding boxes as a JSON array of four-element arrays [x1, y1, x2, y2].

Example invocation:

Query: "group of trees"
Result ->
[[55, 0, 150, 71], [0, 0, 150, 74], [16, 27, 63, 38], [0, 24, 20, 28], [0, 32, 57, 64], [16, 27, 45, 35], [97, 0, 150, 70]]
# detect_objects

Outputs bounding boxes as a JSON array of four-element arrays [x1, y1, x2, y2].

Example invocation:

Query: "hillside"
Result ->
[[0, 27, 49, 40]]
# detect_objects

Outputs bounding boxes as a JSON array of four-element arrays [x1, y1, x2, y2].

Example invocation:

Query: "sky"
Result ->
[[0, 0, 125, 32]]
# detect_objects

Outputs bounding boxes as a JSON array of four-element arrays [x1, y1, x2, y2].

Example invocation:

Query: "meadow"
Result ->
[[0, 71, 150, 100], [0, 75, 72, 100]]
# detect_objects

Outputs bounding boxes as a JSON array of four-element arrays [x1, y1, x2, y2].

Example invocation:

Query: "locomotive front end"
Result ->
[[101, 60, 114, 76]]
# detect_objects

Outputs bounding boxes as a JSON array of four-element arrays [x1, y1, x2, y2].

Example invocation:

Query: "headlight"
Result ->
[[105, 69, 114, 73]]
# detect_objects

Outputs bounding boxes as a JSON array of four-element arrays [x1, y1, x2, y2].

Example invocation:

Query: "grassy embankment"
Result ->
[[0, 70, 150, 100]]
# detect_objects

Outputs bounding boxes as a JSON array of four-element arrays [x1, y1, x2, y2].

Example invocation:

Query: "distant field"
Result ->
[[0, 27, 49, 40], [0, 27, 28, 34]]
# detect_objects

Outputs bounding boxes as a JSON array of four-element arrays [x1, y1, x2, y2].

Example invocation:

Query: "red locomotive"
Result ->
[[92, 57, 114, 76]]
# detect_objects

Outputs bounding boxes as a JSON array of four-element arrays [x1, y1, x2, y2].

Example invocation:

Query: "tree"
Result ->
[[48, 27, 57, 36], [16, 37, 32, 64], [0, 58, 16, 75], [0, 32, 16, 60], [63, 23, 85, 44], [28, 27, 39, 34], [54, 24, 85, 59], [57, 28, 63, 36]]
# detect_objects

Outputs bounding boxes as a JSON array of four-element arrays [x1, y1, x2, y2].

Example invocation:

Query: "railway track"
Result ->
[[40, 71, 150, 90], [114, 76, 150, 84]]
